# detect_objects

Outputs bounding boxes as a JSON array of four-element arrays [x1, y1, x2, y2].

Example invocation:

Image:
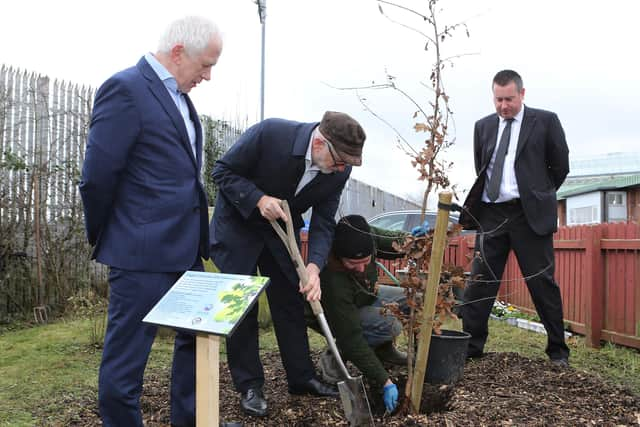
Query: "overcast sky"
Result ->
[[2, 0, 638, 208]]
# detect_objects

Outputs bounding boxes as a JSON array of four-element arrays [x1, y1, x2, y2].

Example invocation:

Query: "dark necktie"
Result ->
[[486, 118, 514, 202]]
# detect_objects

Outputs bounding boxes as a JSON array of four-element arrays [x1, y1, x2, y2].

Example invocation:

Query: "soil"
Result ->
[[44, 351, 640, 426]]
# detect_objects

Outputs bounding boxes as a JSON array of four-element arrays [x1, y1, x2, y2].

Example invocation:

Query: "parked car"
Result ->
[[367, 209, 470, 234], [368, 209, 472, 288]]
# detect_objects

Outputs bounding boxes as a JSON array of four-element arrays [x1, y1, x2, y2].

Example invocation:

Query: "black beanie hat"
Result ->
[[333, 215, 374, 259]]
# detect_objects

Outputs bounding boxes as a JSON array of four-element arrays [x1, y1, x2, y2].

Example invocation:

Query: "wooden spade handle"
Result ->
[[268, 200, 323, 317], [268, 201, 353, 379]]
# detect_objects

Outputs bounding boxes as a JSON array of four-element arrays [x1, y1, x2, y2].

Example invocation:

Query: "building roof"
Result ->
[[569, 152, 640, 177], [558, 174, 640, 199]]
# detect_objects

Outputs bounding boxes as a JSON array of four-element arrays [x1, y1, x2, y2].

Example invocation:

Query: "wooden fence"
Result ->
[[301, 222, 640, 350], [0, 65, 97, 319], [0, 66, 94, 223], [443, 223, 640, 349]]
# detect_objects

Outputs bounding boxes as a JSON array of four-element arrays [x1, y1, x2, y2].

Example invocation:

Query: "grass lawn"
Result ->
[[1, 316, 638, 426], [1, 318, 100, 426]]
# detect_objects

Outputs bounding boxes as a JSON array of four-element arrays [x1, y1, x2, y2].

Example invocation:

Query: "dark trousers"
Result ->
[[226, 248, 315, 393], [462, 201, 570, 360], [98, 259, 203, 427]]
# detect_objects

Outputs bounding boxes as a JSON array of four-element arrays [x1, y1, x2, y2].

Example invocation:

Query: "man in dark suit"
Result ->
[[210, 111, 366, 417], [79, 16, 223, 426], [459, 69, 571, 366]]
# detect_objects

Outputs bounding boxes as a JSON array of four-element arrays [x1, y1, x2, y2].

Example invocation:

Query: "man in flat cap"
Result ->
[[209, 111, 366, 417]]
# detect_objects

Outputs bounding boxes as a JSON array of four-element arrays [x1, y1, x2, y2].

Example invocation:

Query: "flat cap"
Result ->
[[318, 111, 366, 166]]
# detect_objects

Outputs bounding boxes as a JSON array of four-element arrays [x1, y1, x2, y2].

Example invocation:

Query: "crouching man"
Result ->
[[307, 214, 418, 413]]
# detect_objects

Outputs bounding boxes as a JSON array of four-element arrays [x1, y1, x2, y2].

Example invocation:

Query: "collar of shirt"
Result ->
[[295, 132, 322, 195], [502, 104, 525, 126], [485, 104, 525, 203], [144, 52, 181, 96], [144, 52, 197, 158]]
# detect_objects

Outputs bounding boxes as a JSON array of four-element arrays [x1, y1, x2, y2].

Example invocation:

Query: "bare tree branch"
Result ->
[[322, 81, 391, 92], [441, 51, 480, 64], [378, 0, 431, 22], [354, 90, 417, 157], [377, 0, 436, 44]]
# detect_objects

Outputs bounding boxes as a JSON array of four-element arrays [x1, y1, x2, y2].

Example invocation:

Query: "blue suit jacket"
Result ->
[[210, 118, 350, 285], [79, 57, 209, 272]]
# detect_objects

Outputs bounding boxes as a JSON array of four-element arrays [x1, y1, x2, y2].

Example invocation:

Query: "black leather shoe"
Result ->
[[550, 358, 569, 368], [240, 388, 267, 417], [288, 377, 339, 397]]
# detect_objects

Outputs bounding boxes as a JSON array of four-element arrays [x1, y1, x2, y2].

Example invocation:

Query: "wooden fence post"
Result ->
[[458, 234, 472, 272], [584, 225, 603, 348]]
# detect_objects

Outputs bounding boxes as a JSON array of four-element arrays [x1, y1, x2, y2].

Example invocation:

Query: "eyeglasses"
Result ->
[[322, 137, 346, 168]]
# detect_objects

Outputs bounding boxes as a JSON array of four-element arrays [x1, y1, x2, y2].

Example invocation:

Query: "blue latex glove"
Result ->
[[382, 383, 398, 412], [410, 219, 430, 237]]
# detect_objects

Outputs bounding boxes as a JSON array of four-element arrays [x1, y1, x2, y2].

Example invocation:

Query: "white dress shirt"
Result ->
[[144, 53, 197, 159], [482, 106, 525, 202], [295, 130, 321, 195]]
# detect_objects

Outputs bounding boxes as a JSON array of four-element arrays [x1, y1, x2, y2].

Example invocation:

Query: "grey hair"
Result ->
[[157, 16, 221, 56]]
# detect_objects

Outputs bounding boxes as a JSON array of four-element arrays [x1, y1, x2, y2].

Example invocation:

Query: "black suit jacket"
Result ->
[[459, 106, 569, 236]]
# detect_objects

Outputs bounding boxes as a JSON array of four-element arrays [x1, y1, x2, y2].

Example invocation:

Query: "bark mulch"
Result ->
[[45, 351, 640, 426]]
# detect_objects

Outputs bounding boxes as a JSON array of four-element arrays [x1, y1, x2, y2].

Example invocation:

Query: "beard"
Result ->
[[316, 157, 335, 174], [319, 166, 334, 174], [350, 270, 367, 281]]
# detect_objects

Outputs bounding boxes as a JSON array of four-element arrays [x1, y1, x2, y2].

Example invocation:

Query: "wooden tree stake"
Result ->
[[410, 191, 452, 412]]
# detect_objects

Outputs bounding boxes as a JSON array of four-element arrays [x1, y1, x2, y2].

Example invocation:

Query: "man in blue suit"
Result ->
[[210, 111, 366, 417], [79, 16, 223, 427]]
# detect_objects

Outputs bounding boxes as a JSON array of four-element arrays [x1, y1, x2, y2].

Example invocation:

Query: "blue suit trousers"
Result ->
[[99, 260, 202, 427]]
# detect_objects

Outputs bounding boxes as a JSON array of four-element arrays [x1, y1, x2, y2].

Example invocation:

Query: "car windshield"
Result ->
[[368, 211, 464, 234], [368, 213, 407, 231]]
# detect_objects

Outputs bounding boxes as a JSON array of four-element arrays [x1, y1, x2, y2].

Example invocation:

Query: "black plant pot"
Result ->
[[425, 329, 471, 385]]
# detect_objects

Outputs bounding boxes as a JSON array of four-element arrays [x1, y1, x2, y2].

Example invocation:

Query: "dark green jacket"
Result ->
[[317, 226, 405, 389]]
